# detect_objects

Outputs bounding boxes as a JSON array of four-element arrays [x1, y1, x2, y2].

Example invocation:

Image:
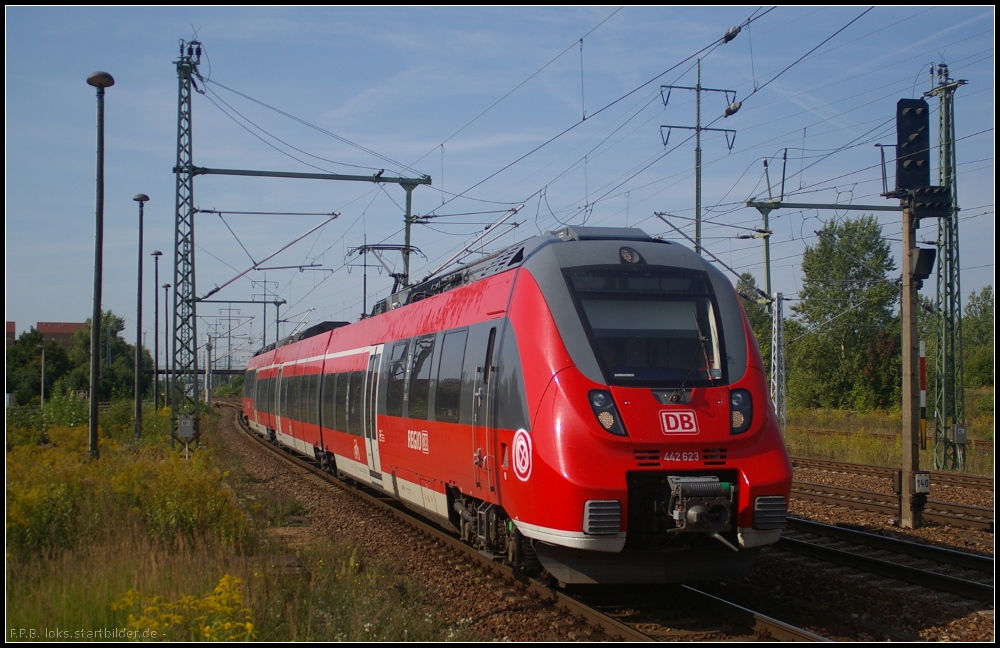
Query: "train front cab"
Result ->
[[502, 228, 793, 584]]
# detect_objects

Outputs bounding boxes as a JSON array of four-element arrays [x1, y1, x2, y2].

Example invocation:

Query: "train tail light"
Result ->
[[588, 390, 628, 437], [730, 388, 753, 434]]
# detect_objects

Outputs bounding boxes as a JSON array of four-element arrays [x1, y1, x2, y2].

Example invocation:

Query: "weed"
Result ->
[[6, 402, 483, 642], [112, 574, 254, 641]]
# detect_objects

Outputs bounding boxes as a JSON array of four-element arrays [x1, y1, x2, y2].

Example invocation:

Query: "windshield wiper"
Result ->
[[669, 334, 710, 403]]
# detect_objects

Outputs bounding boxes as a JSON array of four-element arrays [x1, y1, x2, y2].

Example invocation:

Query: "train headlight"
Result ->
[[588, 389, 628, 437], [619, 246, 643, 265], [730, 388, 752, 435]]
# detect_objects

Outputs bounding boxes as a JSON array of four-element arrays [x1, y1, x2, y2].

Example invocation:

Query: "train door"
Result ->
[[473, 327, 498, 493], [274, 366, 285, 437], [363, 345, 385, 482]]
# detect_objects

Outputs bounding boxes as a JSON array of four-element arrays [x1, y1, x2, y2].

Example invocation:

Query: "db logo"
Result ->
[[660, 410, 699, 435], [513, 429, 532, 482]]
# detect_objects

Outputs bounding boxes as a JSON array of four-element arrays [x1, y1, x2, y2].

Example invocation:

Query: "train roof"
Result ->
[[371, 226, 673, 315], [252, 320, 350, 357]]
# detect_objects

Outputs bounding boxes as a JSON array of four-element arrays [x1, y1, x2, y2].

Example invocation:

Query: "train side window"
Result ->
[[321, 373, 337, 429], [292, 376, 306, 421], [305, 374, 319, 425], [313, 374, 323, 425], [300, 374, 309, 423], [269, 376, 278, 415], [300, 374, 309, 422], [385, 340, 409, 417], [495, 326, 530, 432], [297, 374, 306, 423], [435, 329, 467, 423], [279, 375, 288, 418], [270, 375, 279, 415], [408, 335, 435, 420], [483, 327, 497, 384], [292, 374, 303, 421], [261, 376, 271, 414], [293, 374, 302, 420], [255, 374, 266, 412], [334, 372, 349, 432], [347, 371, 365, 436]]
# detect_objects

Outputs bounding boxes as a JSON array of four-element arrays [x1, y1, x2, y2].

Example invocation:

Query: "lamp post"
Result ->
[[37, 344, 45, 407], [151, 250, 162, 410], [134, 194, 149, 439], [88, 70, 114, 459], [163, 283, 171, 412]]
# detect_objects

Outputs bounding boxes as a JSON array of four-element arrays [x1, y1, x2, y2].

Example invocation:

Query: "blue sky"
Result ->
[[6, 7, 995, 368]]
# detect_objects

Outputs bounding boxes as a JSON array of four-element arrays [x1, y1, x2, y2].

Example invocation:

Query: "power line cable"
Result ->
[[200, 76, 426, 178], [427, 9, 775, 217]]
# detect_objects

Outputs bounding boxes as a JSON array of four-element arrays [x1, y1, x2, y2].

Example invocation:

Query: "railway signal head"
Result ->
[[895, 98, 931, 190]]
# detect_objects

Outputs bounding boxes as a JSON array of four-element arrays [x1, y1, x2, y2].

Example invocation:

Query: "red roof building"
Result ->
[[36, 322, 85, 351]]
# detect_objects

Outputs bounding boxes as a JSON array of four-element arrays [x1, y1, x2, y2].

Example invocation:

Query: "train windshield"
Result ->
[[564, 268, 725, 387]]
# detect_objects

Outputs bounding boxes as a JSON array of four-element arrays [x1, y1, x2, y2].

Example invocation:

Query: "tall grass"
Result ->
[[789, 387, 994, 441], [6, 421, 253, 560], [5, 403, 480, 641], [785, 389, 994, 476], [785, 428, 992, 474]]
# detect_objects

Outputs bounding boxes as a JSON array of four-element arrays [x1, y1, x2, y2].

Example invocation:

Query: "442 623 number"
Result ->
[[662, 451, 699, 462]]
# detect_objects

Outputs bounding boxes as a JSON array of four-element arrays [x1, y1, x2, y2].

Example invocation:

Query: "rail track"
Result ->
[[791, 480, 994, 531], [781, 518, 994, 602], [790, 430, 993, 451], [222, 401, 825, 641], [791, 457, 994, 491]]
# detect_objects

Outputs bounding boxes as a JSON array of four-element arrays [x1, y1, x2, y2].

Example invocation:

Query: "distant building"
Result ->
[[36, 322, 85, 351], [5, 321, 14, 348]]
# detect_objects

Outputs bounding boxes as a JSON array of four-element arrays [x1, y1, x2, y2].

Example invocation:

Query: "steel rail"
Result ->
[[225, 402, 825, 641], [792, 481, 994, 530], [681, 586, 830, 642], [779, 521, 993, 602], [787, 517, 994, 573], [225, 402, 654, 641], [791, 457, 994, 490]]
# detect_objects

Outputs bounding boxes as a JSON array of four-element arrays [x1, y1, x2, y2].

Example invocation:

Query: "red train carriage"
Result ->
[[242, 226, 792, 584]]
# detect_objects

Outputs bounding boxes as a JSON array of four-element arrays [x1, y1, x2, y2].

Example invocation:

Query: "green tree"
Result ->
[[787, 215, 900, 410], [736, 272, 772, 374], [61, 311, 152, 401], [963, 285, 994, 388], [214, 374, 244, 398], [5, 329, 71, 407]]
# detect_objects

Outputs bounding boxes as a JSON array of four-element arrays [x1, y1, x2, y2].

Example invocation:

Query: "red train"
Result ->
[[242, 226, 791, 584]]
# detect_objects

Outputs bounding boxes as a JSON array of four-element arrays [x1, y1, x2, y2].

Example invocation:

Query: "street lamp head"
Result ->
[[134, 193, 150, 203], [151, 250, 162, 257], [87, 71, 115, 88]]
